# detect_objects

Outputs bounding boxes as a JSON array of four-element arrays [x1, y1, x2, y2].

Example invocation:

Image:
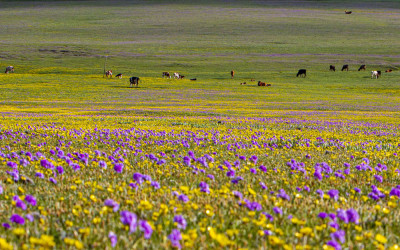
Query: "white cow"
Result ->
[[371, 71, 381, 79], [173, 72, 180, 79]]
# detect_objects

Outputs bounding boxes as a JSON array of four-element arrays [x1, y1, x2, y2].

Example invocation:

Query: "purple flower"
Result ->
[[346, 209, 359, 224], [16, 200, 27, 210], [246, 202, 262, 211], [226, 170, 235, 178], [389, 187, 400, 197], [133, 173, 144, 184], [327, 189, 339, 201], [327, 240, 342, 250], [277, 189, 290, 201], [120, 211, 138, 233], [273, 207, 283, 215], [262, 212, 274, 221], [49, 177, 57, 184], [232, 191, 243, 199], [104, 199, 120, 212], [374, 175, 383, 183], [7, 161, 18, 168], [354, 187, 361, 193], [178, 194, 189, 203], [25, 195, 37, 206], [207, 174, 215, 180], [250, 168, 257, 174], [56, 166, 64, 174], [199, 182, 210, 193], [331, 230, 346, 244], [0, 185, 3, 194], [10, 214, 25, 224], [2, 223, 10, 229], [174, 215, 187, 230], [109, 232, 117, 247], [259, 165, 267, 172], [168, 229, 182, 249], [99, 160, 107, 169], [35, 172, 44, 178], [151, 181, 160, 190], [114, 163, 124, 173], [318, 212, 328, 219], [314, 170, 323, 180], [259, 182, 267, 190], [26, 214, 34, 222], [139, 220, 153, 239], [316, 189, 324, 199], [250, 155, 258, 164], [336, 209, 349, 223]]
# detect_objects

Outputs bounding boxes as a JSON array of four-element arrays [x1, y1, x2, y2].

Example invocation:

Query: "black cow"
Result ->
[[329, 65, 336, 72], [358, 65, 366, 71], [5, 66, 14, 74], [129, 77, 139, 87], [341, 65, 349, 71], [296, 69, 307, 77], [115, 73, 122, 79], [162, 72, 171, 78]]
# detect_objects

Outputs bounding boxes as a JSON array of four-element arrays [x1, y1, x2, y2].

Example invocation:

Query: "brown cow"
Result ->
[[115, 73, 122, 79], [329, 65, 336, 72], [105, 70, 112, 78], [341, 65, 349, 71], [240, 82, 246, 85], [258, 81, 266, 86], [358, 65, 366, 71], [231, 70, 235, 79], [385, 69, 393, 73]]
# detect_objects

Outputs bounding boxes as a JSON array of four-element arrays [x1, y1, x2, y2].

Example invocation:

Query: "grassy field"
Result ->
[[0, 1, 400, 249]]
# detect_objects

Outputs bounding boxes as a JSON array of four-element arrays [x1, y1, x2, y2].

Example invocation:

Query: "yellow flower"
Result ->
[[92, 217, 101, 224], [12, 228, 25, 236], [300, 227, 313, 236], [0, 238, 12, 250], [268, 236, 284, 246], [375, 234, 387, 244]]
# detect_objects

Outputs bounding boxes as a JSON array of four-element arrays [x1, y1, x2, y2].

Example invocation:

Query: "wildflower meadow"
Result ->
[[0, 1, 400, 249]]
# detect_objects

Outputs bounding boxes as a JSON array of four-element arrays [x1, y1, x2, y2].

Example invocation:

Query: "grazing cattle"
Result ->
[[345, 11, 352, 14], [358, 65, 366, 71], [190, 78, 197, 81], [173, 72, 180, 79], [341, 65, 349, 71], [371, 71, 381, 79], [5, 66, 14, 74], [240, 82, 246, 85], [115, 73, 122, 79], [258, 81, 266, 86], [129, 77, 140, 87], [385, 69, 393, 73], [179, 75, 185, 79], [231, 70, 235, 79], [296, 69, 307, 77], [105, 70, 112, 78], [266, 83, 271, 87], [329, 65, 336, 72], [162, 72, 171, 78], [250, 79, 255, 82]]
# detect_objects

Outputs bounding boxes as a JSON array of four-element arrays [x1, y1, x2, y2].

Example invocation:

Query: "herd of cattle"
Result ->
[[4, 65, 396, 87], [296, 64, 394, 79]]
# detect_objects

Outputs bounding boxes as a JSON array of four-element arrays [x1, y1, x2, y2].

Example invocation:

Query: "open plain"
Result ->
[[0, 0, 400, 249]]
